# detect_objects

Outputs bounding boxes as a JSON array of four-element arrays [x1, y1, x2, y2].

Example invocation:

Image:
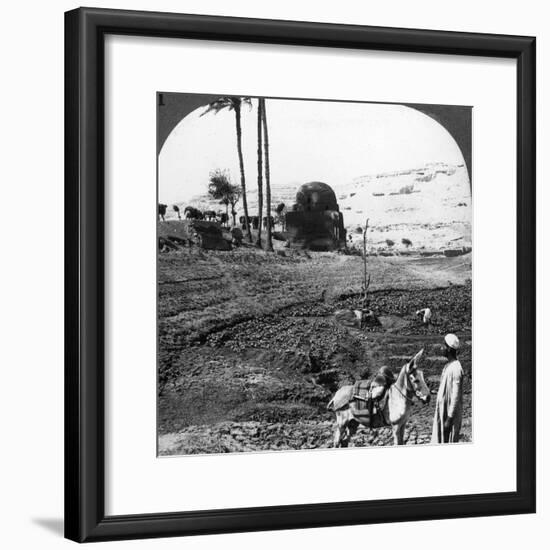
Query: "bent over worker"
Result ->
[[431, 334, 464, 444]]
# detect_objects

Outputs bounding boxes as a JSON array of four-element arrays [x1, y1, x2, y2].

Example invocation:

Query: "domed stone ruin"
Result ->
[[285, 181, 346, 251]]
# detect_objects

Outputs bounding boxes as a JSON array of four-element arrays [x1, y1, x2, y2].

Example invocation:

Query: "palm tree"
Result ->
[[362, 218, 371, 308], [220, 196, 230, 225], [256, 98, 264, 248], [207, 169, 241, 227], [260, 98, 273, 252], [201, 96, 253, 242]]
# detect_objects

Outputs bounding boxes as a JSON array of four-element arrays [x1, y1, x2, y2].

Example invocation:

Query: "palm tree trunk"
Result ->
[[235, 103, 252, 242], [261, 98, 273, 252], [256, 99, 263, 248]]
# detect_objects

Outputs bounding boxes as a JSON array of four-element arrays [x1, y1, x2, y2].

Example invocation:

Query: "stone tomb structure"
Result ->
[[285, 181, 346, 251]]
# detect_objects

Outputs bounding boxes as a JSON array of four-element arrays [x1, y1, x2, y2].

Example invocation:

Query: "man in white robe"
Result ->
[[432, 334, 464, 443], [416, 307, 432, 325]]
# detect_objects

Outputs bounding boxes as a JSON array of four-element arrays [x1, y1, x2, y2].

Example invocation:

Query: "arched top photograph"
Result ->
[[157, 91, 472, 456]]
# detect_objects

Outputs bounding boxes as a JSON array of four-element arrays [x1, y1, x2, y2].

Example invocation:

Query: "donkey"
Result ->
[[328, 349, 430, 447]]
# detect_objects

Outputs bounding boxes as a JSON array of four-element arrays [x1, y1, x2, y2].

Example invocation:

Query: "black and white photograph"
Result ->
[[0, 0, 542, 547], [157, 93, 472, 455]]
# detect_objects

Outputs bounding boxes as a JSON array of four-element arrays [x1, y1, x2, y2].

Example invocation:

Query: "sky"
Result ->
[[158, 98, 466, 205]]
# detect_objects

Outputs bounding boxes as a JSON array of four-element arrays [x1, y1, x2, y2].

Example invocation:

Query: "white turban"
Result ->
[[444, 334, 460, 350]]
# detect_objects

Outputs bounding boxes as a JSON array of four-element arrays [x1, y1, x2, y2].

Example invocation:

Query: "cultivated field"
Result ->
[[158, 245, 472, 455]]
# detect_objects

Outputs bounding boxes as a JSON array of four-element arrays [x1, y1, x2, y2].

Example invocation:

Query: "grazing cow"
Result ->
[[240, 215, 259, 230], [416, 307, 432, 325], [158, 203, 167, 221], [184, 206, 204, 220]]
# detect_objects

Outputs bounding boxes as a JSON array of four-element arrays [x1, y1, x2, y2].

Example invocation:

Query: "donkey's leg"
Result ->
[[393, 423, 405, 445], [333, 425, 343, 448], [335, 410, 355, 448], [339, 413, 358, 448], [333, 411, 348, 448], [345, 419, 359, 448], [340, 426, 352, 448]]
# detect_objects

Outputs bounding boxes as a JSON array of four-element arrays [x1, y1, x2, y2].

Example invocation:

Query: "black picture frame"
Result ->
[[65, 7, 536, 543]]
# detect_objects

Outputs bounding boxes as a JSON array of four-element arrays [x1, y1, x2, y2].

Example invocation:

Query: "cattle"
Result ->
[[184, 206, 204, 220], [239, 215, 259, 230], [158, 203, 167, 222], [173, 205, 181, 220]]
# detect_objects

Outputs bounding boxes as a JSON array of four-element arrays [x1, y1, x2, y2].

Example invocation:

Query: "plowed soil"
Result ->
[[158, 247, 472, 455]]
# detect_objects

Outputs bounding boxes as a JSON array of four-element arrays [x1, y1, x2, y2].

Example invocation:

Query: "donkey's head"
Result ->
[[405, 349, 431, 404]]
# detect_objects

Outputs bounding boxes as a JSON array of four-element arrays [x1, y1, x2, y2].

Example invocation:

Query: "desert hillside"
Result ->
[[163, 162, 471, 253]]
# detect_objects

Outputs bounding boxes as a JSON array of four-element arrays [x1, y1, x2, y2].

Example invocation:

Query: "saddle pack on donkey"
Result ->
[[349, 366, 395, 428]]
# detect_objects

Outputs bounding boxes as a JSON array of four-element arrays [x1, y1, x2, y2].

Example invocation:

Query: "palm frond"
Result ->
[[200, 97, 234, 117], [200, 96, 253, 117]]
